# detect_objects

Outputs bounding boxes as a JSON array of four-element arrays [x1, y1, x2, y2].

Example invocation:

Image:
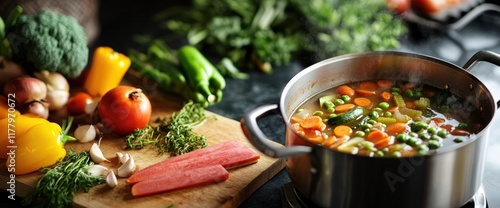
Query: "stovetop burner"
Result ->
[[280, 183, 488, 208]]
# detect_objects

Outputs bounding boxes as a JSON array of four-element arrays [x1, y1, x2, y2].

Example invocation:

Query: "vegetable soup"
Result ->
[[290, 79, 484, 157]]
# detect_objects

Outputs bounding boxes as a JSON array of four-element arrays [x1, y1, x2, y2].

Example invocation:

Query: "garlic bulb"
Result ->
[[117, 154, 136, 177], [87, 164, 108, 177], [90, 143, 108, 163], [106, 170, 118, 188], [74, 125, 97, 143]]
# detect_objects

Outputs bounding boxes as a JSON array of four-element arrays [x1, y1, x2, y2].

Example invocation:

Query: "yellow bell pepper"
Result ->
[[0, 113, 48, 159], [84, 46, 131, 97], [6, 118, 75, 175]]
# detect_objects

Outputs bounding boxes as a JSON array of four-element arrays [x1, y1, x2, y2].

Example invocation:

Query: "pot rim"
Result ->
[[279, 50, 498, 157]]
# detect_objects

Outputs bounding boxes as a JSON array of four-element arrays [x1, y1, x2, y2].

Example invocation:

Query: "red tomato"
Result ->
[[97, 86, 152, 135], [387, 0, 411, 14], [412, 0, 447, 14], [67, 92, 94, 116]]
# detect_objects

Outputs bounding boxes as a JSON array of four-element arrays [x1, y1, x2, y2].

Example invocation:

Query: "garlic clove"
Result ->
[[85, 101, 98, 115], [106, 170, 118, 188], [87, 164, 108, 177], [116, 152, 130, 164], [117, 154, 136, 178], [90, 143, 108, 164], [74, 125, 97, 143]]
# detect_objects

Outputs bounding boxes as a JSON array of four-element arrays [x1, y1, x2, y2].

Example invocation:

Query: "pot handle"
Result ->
[[463, 50, 500, 71], [463, 50, 500, 108], [240, 104, 312, 158]]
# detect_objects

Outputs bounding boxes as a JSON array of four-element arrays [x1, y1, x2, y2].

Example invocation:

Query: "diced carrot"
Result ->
[[337, 85, 355, 97], [131, 165, 229, 197], [405, 101, 417, 109], [306, 136, 324, 144], [386, 122, 408, 135], [322, 136, 337, 147], [292, 123, 303, 131], [401, 83, 415, 92], [388, 106, 398, 113], [328, 136, 348, 149], [431, 117, 446, 126], [300, 116, 325, 130], [380, 91, 393, 101], [334, 125, 353, 138], [423, 90, 436, 98], [355, 89, 377, 96], [373, 136, 394, 149], [353, 97, 372, 108], [377, 79, 394, 89], [334, 103, 356, 112], [359, 81, 378, 90], [366, 130, 388, 142], [290, 116, 303, 124], [441, 124, 453, 132]]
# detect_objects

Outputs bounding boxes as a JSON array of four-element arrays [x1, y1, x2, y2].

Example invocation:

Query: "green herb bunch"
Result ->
[[22, 150, 105, 208], [126, 101, 208, 156], [156, 0, 406, 73]]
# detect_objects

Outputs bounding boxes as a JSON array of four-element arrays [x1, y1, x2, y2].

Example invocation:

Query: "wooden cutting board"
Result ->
[[0, 81, 286, 208]]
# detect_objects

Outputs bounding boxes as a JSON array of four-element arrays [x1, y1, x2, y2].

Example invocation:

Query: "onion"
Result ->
[[3, 76, 47, 105], [34, 70, 70, 110], [0, 56, 25, 88], [74, 124, 97, 143], [22, 101, 49, 119]]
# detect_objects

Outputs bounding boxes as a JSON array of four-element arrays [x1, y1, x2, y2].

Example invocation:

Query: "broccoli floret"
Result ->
[[7, 10, 88, 78]]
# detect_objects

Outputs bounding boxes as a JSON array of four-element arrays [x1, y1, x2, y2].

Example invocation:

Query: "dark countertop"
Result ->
[[3, 1, 500, 207]]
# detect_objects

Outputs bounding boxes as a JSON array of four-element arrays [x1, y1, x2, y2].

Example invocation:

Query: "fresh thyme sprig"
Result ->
[[125, 101, 208, 156], [22, 149, 105, 208]]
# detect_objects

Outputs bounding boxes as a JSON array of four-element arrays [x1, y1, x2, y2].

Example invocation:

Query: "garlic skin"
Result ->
[[74, 125, 97, 143], [106, 170, 118, 188], [116, 152, 130, 164], [117, 154, 136, 178], [90, 143, 109, 164], [87, 164, 108, 177]]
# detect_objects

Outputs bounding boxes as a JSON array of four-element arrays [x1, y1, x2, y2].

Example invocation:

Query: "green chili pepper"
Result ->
[[178, 46, 216, 103]]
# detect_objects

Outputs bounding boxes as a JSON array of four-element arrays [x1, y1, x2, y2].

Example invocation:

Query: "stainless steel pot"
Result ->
[[241, 50, 500, 208]]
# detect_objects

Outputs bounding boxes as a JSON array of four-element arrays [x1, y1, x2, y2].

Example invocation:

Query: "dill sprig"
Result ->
[[22, 150, 106, 208], [125, 101, 208, 156]]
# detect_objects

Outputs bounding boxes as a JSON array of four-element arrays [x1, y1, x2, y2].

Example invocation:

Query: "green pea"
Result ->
[[362, 123, 373, 130], [428, 140, 441, 149], [458, 123, 468, 130], [355, 131, 365, 137], [373, 107, 383, 112], [427, 127, 437, 135], [297, 108, 304, 113], [367, 119, 377, 125], [378, 102, 390, 109], [405, 89, 415, 97], [335, 99, 345, 105], [391, 87, 401, 93], [454, 138, 464, 143], [313, 111, 323, 116], [410, 121, 428, 132], [327, 107, 335, 113], [430, 135, 442, 142], [341, 95, 351, 102], [414, 91, 423, 98], [396, 133, 407, 143], [376, 151, 385, 157], [369, 111, 379, 118], [437, 130, 448, 138], [384, 112, 392, 117], [417, 144, 429, 152], [419, 133, 431, 140], [408, 132, 418, 138], [406, 137, 420, 146], [392, 151, 402, 157], [324, 101, 334, 109]]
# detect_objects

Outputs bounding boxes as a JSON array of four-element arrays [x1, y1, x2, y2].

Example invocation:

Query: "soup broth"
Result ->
[[290, 79, 484, 157]]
